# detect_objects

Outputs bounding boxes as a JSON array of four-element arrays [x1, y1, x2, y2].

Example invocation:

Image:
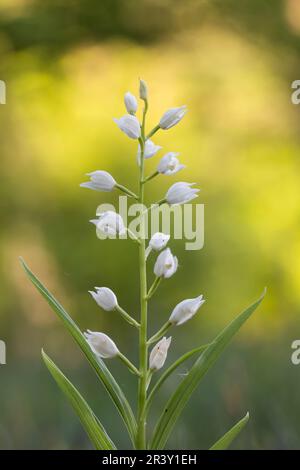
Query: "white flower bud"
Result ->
[[166, 182, 199, 205], [157, 152, 185, 175], [139, 79, 148, 101], [149, 336, 172, 371], [154, 248, 178, 279], [169, 295, 205, 326], [124, 92, 138, 114], [90, 211, 126, 236], [80, 170, 116, 192], [159, 106, 187, 130], [89, 287, 118, 311], [113, 114, 141, 139], [84, 330, 119, 358], [137, 139, 162, 159], [137, 139, 162, 165], [149, 232, 170, 251]]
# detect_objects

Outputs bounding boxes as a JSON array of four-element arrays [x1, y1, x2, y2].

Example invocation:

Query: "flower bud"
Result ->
[[157, 152, 185, 175], [124, 92, 138, 114], [89, 287, 118, 311], [139, 79, 148, 101], [137, 139, 161, 165], [84, 330, 119, 358], [113, 114, 141, 139], [149, 337, 172, 371], [80, 170, 116, 192], [159, 106, 187, 130], [149, 232, 170, 251], [169, 295, 205, 326], [166, 182, 199, 205], [90, 211, 126, 236], [154, 248, 178, 279]]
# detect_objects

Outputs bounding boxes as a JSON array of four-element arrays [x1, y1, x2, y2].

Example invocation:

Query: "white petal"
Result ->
[[114, 115, 141, 139]]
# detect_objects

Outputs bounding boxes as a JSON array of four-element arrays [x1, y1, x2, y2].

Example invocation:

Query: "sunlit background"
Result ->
[[1, 0, 300, 449]]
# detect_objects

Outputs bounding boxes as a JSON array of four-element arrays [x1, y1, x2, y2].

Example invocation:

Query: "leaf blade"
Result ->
[[150, 289, 266, 449], [42, 349, 116, 450], [20, 258, 137, 443], [209, 412, 249, 450]]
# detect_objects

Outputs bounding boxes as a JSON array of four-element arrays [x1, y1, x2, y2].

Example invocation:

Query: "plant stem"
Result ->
[[118, 352, 141, 376], [126, 228, 141, 245], [115, 183, 138, 200], [147, 321, 172, 345], [146, 124, 160, 140], [139, 198, 167, 220], [142, 171, 159, 184], [116, 305, 140, 329], [145, 245, 152, 261], [146, 276, 162, 300], [136, 100, 148, 449]]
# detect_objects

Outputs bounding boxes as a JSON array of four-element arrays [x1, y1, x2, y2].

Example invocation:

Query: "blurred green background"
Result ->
[[1, 0, 300, 450]]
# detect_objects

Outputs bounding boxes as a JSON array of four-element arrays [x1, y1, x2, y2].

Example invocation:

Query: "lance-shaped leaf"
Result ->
[[150, 289, 266, 449], [20, 258, 137, 443], [210, 412, 249, 450], [42, 350, 116, 450]]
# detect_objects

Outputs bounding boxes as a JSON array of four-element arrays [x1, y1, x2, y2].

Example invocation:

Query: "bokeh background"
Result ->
[[1, 0, 300, 450]]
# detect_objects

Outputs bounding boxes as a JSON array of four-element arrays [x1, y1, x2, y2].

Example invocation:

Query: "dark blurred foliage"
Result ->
[[0, 1, 299, 55]]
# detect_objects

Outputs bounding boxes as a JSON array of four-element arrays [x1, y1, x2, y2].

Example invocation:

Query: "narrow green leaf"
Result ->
[[20, 258, 137, 443], [210, 412, 249, 450], [146, 344, 210, 413], [151, 289, 266, 449], [42, 349, 116, 450]]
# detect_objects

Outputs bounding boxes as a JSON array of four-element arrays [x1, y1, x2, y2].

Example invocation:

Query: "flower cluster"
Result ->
[[80, 79, 205, 448]]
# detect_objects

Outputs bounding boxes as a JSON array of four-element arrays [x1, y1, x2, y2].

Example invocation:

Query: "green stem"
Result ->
[[147, 321, 172, 345], [139, 199, 167, 220], [118, 352, 141, 376], [146, 276, 162, 300], [146, 370, 153, 391], [145, 245, 152, 261], [146, 124, 160, 140], [116, 305, 140, 329], [142, 171, 159, 184], [136, 100, 148, 449], [115, 183, 138, 200], [126, 228, 141, 245]]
